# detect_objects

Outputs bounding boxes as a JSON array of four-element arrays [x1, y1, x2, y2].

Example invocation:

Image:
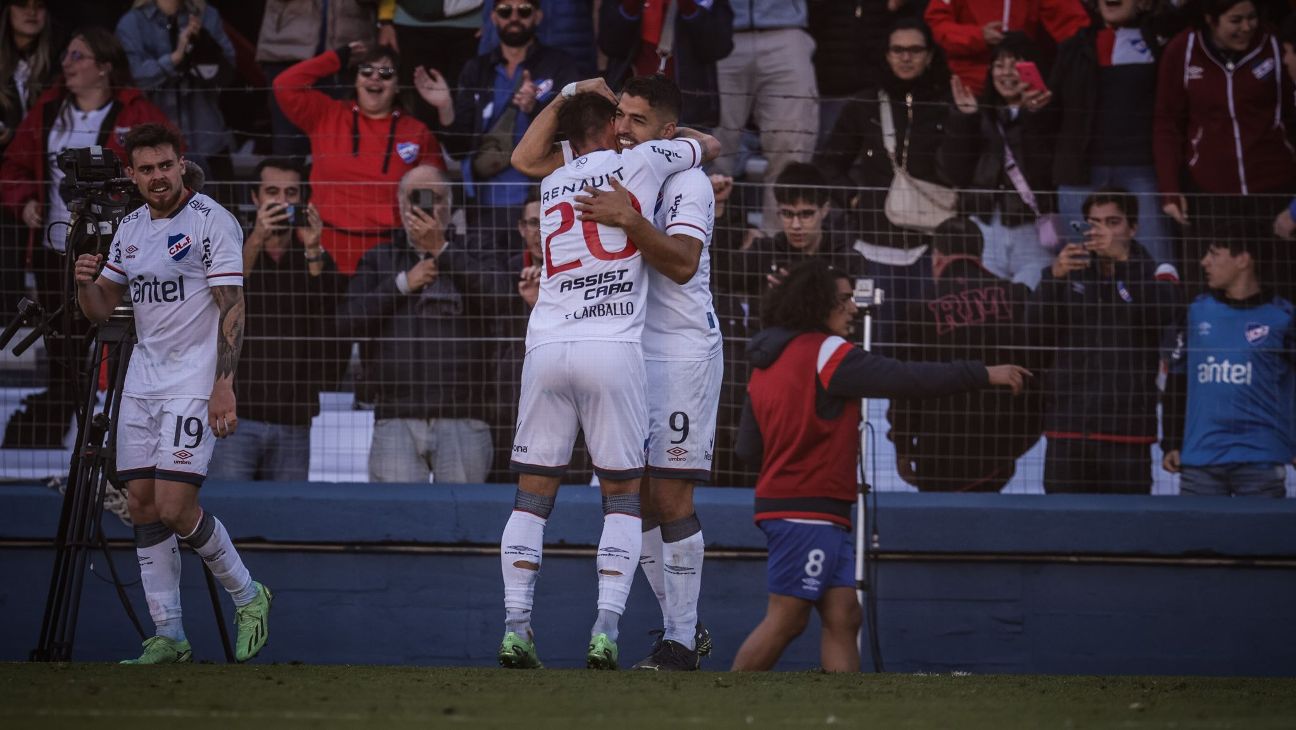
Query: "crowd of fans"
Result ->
[[0, 0, 1292, 496]]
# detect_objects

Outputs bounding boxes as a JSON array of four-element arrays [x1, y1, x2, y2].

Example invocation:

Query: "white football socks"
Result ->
[[638, 524, 668, 616], [501, 509, 546, 637], [135, 522, 185, 642], [594, 508, 642, 640], [661, 530, 705, 649], [180, 511, 256, 606]]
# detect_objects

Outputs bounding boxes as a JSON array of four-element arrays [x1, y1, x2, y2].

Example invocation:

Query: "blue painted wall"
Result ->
[[1, 482, 1293, 674]]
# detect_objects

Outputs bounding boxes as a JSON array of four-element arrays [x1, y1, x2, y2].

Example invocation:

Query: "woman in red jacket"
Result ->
[[1153, 0, 1296, 229], [0, 26, 171, 448], [273, 42, 446, 275]]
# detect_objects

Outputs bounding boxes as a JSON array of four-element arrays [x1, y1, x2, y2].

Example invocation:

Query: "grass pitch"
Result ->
[[2, 663, 1293, 730]]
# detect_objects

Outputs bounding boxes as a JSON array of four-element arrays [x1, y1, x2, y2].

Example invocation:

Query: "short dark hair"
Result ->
[[772, 162, 831, 207], [1202, 0, 1257, 22], [255, 157, 308, 182], [1082, 186, 1139, 226], [760, 259, 850, 333], [621, 74, 682, 123], [558, 92, 617, 149], [522, 186, 541, 209], [931, 216, 984, 257], [123, 123, 183, 166], [358, 43, 399, 70], [981, 31, 1043, 105], [1204, 218, 1273, 268]]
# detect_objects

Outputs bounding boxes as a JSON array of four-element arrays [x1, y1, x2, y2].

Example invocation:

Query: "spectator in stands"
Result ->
[[889, 217, 1042, 492], [273, 42, 446, 276], [255, 0, 377, 160], [599, 0, 734, 129], [1273, 14, 1296, 241], [1048, 0, 1174, 265], [1163, 232, 1293, 498], [116, 0, 237, 177], [925, 0, 1089, 96], [713, 0, 818, 232], [336, 165, 510, 484], [720, 162, 868, 296], [480, 0, 595, 75], [1154, 0, 1296, 230], [1029, 188, 1182, 494], [442, 0, 581, 233], [377, 0, 481, 120], [938, 32, 1058, 290], [815, 17, 953, 253], [0, 0, 56, 310], [0, 27, 170, 448], [207, 159, 349, 482]]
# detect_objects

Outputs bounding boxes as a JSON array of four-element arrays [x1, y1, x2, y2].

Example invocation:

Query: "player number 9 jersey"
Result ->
[[525, 137, 704, 352]]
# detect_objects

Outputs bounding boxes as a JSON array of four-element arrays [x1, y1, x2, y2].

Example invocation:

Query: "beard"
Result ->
[[500, 26, 536, 48]]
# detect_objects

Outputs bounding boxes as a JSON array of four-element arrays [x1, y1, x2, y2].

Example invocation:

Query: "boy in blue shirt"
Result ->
[[1163, 235, 1295, 498]]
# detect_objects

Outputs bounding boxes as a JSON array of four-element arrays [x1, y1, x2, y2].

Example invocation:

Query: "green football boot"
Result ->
[[234, 581, 273, 662], [120, 635, 192, 664], [586, 633, 619, 670], [498, 631, 544, 669]]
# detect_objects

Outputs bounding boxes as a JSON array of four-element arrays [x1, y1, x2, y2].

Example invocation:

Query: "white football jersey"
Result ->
[[100, 193, 244, 399], [643, 167, 722, 360], [525, 137, 703, 351]]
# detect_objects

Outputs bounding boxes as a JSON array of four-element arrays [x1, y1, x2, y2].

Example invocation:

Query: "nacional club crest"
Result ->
[[1245, 323, 1270, 345], [396, 141, 420, 164], [167, 233, 193, 262]]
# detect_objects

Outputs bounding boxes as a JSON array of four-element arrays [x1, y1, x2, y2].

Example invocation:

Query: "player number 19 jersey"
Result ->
[[525, 137, 704, 352], [99, 192, 244, 400]]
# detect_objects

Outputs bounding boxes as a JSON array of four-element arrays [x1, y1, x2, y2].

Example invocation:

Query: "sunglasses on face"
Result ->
[[358, 64, 396, 81], [495, 3, 534, 20]]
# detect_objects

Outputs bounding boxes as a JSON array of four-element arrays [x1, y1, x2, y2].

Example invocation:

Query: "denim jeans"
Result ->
[[1179, 463, 1288, 498], [1057, 164, 1173, 265], [208, 419, 310, 482], [369, 417, 493, 484], [971, 212, 1057, 291]]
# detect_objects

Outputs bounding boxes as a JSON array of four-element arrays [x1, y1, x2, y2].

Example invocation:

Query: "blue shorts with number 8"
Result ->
[[760, 519, 855, 601]]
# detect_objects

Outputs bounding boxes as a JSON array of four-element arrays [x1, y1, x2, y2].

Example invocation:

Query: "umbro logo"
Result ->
[[126, 244, 139, 258], [173, 450, 193, 464], [666, 446, 688, 461]]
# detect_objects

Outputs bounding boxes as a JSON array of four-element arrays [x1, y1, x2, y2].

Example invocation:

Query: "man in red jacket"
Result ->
[[926, 0, 1089, 94], [274, 42, 446, 275], [731, 260, 1028, 672]]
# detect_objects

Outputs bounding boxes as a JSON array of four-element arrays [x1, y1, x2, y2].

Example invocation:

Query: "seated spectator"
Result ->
[[207, 159, 349, 482], [336, 165, 511, 484], [719, 162, 868, 296], [1048, 0, 1175, 265], [713, 0, 817, 232], [273, 42, 447, 275], [1154, 0, 1296, 230], [255, 0, 377, 159], [442, 0, 581, 235], [376, 0, 481, 121], [0, 27, 170, 448], [479, 0, 595, 76], [116, 0, 237, 177], [938, 32, 1058, 290], [815, 17, 953, 252], [599, 0, 734, 129], [1029, 188, 1182, 494], [0, 0, 56, 310], [925, 0, 1089, 96], [889, 217, 1042, 492], [1163, 232, 1293, 498]]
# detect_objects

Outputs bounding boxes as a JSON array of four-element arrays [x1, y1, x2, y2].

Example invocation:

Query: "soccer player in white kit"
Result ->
[[499, 81, 721, 669], [572, 75, 724, 671], [73, 124, 271, 664]]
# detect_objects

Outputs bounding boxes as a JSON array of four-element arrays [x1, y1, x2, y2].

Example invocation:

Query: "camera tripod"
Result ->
[[5, 199, 233, 662], [852, 277, 885, 673]]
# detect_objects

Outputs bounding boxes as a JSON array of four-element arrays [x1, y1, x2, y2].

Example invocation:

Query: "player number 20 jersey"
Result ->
[[525, 137, 703, 352], [99, 193, 244, 399]]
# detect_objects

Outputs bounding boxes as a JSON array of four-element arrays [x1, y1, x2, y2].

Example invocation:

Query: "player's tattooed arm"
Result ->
[[211, 285, 245, 382]]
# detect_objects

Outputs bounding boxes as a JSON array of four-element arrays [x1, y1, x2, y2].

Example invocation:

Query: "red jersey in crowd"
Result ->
[[274, 49, 445, 274]]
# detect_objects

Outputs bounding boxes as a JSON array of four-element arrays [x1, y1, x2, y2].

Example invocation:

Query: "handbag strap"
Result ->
[[878, 90, 911, 171], [996, 119, 1041, 216]]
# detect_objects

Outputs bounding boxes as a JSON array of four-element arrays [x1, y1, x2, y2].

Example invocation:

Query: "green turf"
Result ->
[[2, 664, 1293, 729]]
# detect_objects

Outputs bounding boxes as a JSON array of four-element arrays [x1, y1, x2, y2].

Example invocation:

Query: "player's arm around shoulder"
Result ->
[[672, 127, 722, 165], [573, 176, 702, 284]]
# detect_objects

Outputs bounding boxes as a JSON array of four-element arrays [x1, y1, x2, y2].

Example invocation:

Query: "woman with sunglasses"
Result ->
[[0, 26, 171, 448], [274, 41, 447, 275]]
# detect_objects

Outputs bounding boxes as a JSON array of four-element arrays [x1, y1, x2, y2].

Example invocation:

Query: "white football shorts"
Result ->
[[115, 395, 214, 486], [646, 353, 722, 482], [511, 341, 647, 480]]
